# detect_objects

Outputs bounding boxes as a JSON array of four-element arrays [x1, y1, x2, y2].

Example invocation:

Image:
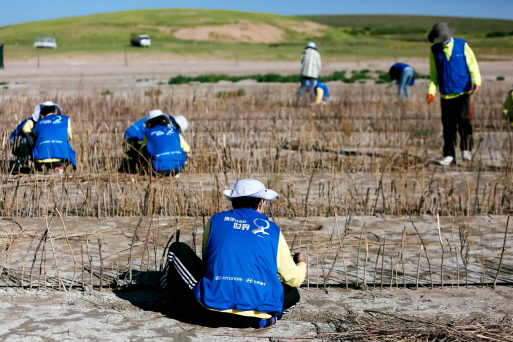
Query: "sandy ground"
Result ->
[[0, 286, 512, 341], [0, 58, 512, 96]]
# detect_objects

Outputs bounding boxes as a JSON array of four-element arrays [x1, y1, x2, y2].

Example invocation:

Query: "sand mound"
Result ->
[[173, 20, 286, 43], [277, 20, 328, 37]]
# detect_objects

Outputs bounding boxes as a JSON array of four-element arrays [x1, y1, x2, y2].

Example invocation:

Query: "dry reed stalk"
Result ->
[[128, 216, 143, 284], [381, 237, 386, 289], [98, 237, 104, 291], [373, 245, 381, 288], [355, 224, 365, 288], [416, 245, 423, 290], [436, 214, 445, 289], [363, 239, 368, 286], [494, 215, 510, 288], [307, 243, 310, 290]]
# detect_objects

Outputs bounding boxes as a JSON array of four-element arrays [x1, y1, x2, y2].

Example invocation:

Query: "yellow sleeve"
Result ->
[[67, 118, 73, 141], [202, 218, 211, 260], [179, 134, 191, 154], [314, 87, 324, 104], [428, 50, 438, 97], [21, 120, 34, 134], [504, 91, 513, 117], [276, 232, 306, 288], [464, 43, 481, 87]]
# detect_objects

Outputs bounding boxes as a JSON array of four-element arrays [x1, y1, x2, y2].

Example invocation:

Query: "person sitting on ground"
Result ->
[[307, 80, 330, 105], [502, 87, 513, 129], [426, 22, 481, 166], [140, 110, 190, 176], [160, 179, 306, 328], [124, 113, 190, 172], [32, 102, 76, 174], [299, 42, 322, 101], [389, 63, 415, 101]]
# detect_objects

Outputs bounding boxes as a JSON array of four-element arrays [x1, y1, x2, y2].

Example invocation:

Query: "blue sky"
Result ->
[[0, 0, 512, 26]]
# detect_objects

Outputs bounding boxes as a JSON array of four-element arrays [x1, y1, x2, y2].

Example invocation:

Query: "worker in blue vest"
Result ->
[[10, 102, 62, 169], [160, 179, 306, 328], [389, 63, 415, 101], [32, 102, 76, 174], [426, 22, 481, 166], [140, 110, 189, 176]]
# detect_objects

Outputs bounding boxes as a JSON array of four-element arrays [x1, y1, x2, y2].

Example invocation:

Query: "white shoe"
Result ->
[[462, 150, 472, 161], [439, 156, 454, 166]]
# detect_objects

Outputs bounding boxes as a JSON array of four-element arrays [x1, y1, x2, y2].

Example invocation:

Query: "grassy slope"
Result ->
[[0, 10, 512, 62]]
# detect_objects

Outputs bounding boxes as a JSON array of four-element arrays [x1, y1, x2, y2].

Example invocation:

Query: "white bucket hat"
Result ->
[[33, 101, 62, 122], [148, 109, 166, 120], [307, 42, 316, 49], [223, 179, 278, 201], [173, 115, 188, 132]]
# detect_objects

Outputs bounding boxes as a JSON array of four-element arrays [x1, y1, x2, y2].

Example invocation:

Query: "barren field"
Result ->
[[1, 60, 513, 340]]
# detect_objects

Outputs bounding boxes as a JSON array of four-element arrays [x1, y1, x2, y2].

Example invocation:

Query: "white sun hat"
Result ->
[[173, 115, 188, 132], [307, 42, 316, 49], [223, 179, 279, 201], [148, 109, 166, 119], [32, 101, 62, 122]]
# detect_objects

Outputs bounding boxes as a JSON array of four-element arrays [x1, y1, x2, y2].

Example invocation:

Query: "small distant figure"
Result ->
[[299, 42, 321, 101], [140, 110, 190, 176], [502, 87, 513, 128], [0, 43, 4, 69], [389, 63, 415, 100], [32, 101, 76, 174], [307, 80, 330, 105], [426, 22, 481, 166]]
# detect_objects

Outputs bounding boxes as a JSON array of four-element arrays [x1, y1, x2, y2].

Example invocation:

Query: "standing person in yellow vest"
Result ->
[[502, 87, 513, 129], [426, 22, 481, 166]]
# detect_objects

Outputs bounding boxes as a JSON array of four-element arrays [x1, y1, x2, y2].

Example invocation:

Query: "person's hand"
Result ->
[[426, 94, 434, 103], [502, 109, 508, 118], [470, 85, 479, 94], [292, 251, 307, 264]]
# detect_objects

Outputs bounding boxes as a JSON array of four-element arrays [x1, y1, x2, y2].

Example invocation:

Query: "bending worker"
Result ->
[[160, 179, 306, 328], [502, 87, 513, 129], [140, 110, 190, 176], [307, 80, 330, 105], [426, 22, 481, 166], [389, 63, 415, 101], [32, 102, 76, 174], [299, 42, 321, 101], [9, 102, 59, 168]]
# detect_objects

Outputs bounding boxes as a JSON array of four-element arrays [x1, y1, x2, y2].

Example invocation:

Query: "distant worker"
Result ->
[[299, 42, 321, 101], [389, 63, 415, 101], [140, 110, 190, 176], [32, 101, 76, 174], [502, 87, 513, 129], [426, 22, 481, 166], [160, 179, 306, 328], [0, 43, 4, 69], [124, 113, 190, 172], [307, 80, 330, 105]]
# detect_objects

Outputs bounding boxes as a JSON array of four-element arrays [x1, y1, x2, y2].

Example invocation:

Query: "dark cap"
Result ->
[[428, 22, 455, 44]]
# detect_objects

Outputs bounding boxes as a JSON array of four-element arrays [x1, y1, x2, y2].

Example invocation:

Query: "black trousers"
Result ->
[[160, 242, 300, 328], [441, 94, 473, 159]]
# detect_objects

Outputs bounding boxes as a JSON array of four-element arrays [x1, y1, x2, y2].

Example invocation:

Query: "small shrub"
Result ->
[[136, 79, 143, 82], [145, 88, 162, 97], [216, 89, 246, 99], [0, 82, 8, 85], [3, 86, 8, 89], [497, 76, 505, 81], [101, 89, 112, 95]]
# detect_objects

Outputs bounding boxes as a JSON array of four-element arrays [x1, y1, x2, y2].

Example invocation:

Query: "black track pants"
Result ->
[[441, 94, 473, 159]]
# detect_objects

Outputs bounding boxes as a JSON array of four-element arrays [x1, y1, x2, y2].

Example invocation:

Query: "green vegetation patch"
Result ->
[[216, 89, 246, 98]]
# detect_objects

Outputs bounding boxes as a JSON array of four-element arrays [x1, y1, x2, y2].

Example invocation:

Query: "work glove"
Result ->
[[470, 85, 479, 94], [426, 94, 434, 103]]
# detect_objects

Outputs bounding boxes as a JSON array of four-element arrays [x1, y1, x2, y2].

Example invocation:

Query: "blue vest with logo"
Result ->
[[391, 63, 415, 86], [32, 115, 76, 167], [316, 81, 330, 99], [143, 125, 186, 172], [124, 118, 147, 142], [9, 118, 34, 144], [431, 38, 472, 95], [194, 208, 284, 315]]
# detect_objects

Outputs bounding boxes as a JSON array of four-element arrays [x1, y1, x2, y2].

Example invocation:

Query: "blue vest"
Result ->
[[194, 208, 284, 315], [32, 115, 76, 167], [316, 81, 330, 98], [124, 118, 147, 142], [431, 38, 472, 95], [9, 118, 34, 144], [143, 125, 186, 172]]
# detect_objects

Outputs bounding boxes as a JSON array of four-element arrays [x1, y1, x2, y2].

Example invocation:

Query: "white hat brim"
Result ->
[[32, 102, 62, 122], [223, 188, 278, 201]]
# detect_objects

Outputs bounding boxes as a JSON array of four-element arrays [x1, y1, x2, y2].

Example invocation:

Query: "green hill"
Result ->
[[0, 10, 512, 62]]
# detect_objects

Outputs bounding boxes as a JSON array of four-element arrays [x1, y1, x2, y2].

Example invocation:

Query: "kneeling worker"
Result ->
[[310, 80, 330, 105], [32, 102, 76, 174], [141, 110, 190, 176], [161, 179, 306, 328]]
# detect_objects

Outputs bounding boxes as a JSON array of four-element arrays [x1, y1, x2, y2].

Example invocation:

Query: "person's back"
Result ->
[[195, 207, 284, 315], [32, 103, 75, 173], [141, 110, 186, 175], [301, 44, 321, 79]]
